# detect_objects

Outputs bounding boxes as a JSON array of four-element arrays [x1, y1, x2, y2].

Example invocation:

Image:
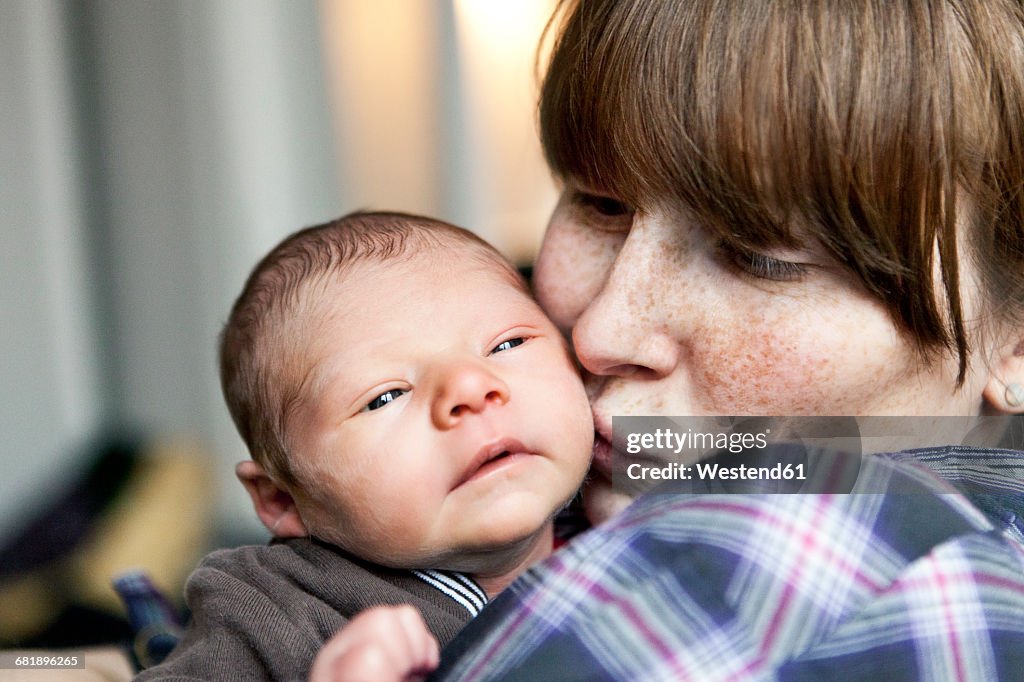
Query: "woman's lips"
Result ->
[[592, 432, 615, 478], [592, 413, 619, 478], [592, 416, 660, 479], [455, 438, 532, 488]]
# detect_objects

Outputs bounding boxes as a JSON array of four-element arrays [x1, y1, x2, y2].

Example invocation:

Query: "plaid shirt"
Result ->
[[434, 447, 1024, 680]]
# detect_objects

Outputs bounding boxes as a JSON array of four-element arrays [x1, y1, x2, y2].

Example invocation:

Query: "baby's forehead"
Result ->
[[294, 245, 524, 335], [321, 239, 524, 294], [288, 244, 534, 404]]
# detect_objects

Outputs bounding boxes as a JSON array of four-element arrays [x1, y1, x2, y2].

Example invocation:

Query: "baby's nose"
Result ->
[[431, 362, 510, 429]]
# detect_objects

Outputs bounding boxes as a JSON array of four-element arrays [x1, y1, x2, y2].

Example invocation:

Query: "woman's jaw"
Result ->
[[582, 469, 633, 526]]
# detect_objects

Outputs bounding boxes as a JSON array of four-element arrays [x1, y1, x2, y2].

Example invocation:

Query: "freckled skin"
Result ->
[[535, 190, 1000, 522], [538, 191, 993, 418]]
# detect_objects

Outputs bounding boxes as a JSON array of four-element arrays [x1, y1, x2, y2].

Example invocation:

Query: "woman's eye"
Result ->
[[569, 190, 635, 229], [720, 241, 808, 282], [362, 389, 407, 412], [578, 193, 632, 217], [491, 337, 525, 354]]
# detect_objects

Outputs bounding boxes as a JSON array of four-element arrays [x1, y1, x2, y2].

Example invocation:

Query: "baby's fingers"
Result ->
[[392, 604, 440, 674], [309, 605, 439, 682]]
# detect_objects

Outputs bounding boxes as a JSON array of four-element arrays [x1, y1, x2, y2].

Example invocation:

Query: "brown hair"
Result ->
[[219, 211, 524, 484], [540, 0, 1024, 383]]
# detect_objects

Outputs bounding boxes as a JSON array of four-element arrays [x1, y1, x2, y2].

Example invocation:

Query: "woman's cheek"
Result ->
[[535, 217, 620, 333], [689, 309, 875, 415]]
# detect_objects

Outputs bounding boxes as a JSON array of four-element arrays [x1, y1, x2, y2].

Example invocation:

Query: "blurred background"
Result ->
[[1, 0, 557, 650]]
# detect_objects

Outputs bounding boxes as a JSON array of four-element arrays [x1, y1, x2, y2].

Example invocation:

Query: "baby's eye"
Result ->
[[490, 337, 525, 354], [361, 389, 407, 412], [719, 241, 808, 283]]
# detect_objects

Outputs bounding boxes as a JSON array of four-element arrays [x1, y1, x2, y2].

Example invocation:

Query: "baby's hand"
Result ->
[[309, 605, 440, 682]]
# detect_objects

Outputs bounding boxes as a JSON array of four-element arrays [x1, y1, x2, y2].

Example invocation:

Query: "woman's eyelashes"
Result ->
[[362, 388, 407, 412], [717, 240, 809, 282], [568, 190, 634, 230], [566, 190, 812, 284]]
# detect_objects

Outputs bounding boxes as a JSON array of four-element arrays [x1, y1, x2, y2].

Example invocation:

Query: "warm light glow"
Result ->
[[454, 0, 555, 68], [453, 0, 558, 262], [319, 0, 442, 216], [320, 0, 558, 263]]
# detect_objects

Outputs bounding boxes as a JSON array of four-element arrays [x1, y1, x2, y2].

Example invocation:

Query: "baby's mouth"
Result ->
[[456, 438, 531, 488]]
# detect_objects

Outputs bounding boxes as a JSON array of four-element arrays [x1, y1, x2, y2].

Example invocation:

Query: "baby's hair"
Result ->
[[219, 211, 525, 485], [540, 0, 1024, 384]]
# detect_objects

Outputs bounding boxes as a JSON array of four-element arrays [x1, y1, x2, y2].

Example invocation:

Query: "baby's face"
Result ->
[[284, 250, 593, 571]]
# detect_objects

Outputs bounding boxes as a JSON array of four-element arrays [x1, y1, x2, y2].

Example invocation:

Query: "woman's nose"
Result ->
[[572, 216, 684, 380], [430, 360, 511, 429]]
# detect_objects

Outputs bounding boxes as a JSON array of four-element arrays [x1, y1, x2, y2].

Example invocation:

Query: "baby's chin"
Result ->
[[582, 477, 634, 526], [339, 522, 550, 575], [422, 521, 556, 575]]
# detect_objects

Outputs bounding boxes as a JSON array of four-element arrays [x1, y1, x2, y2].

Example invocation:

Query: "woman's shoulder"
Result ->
[[436, 450, 1024, 680], [784, 528, 1024, 679], [879, 445, 1024, 543]]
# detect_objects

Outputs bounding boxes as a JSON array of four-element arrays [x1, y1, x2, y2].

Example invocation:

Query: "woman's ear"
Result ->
[[235, 460, 309, 538], [983, 338, 1024, 414]]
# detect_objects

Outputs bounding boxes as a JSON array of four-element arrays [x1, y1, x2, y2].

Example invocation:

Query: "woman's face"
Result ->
[[534, 183, 999, 521]]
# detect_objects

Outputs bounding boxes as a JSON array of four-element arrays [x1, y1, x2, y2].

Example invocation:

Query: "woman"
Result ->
[[433, 0, 1024, 679]]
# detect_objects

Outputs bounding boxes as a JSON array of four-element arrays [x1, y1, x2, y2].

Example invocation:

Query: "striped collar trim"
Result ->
[[411, 569, 488, 617]]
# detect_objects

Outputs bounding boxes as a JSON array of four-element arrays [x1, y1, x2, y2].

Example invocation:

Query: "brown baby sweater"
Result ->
[[136, 537, 483, 681]]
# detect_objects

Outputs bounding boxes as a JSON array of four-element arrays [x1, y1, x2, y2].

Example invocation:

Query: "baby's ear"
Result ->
[[983, 336, 1024, 414], [235, 460, 309, 538]]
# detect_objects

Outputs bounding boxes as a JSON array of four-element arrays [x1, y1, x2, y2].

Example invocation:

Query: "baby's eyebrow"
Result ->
[[300, 360, 362, 417]]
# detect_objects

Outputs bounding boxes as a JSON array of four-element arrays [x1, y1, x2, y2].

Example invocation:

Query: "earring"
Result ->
[[1006, 382, 1024, 408]]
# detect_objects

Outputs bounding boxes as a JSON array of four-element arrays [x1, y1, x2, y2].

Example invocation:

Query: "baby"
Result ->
[[138, 211, 593, 681]]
